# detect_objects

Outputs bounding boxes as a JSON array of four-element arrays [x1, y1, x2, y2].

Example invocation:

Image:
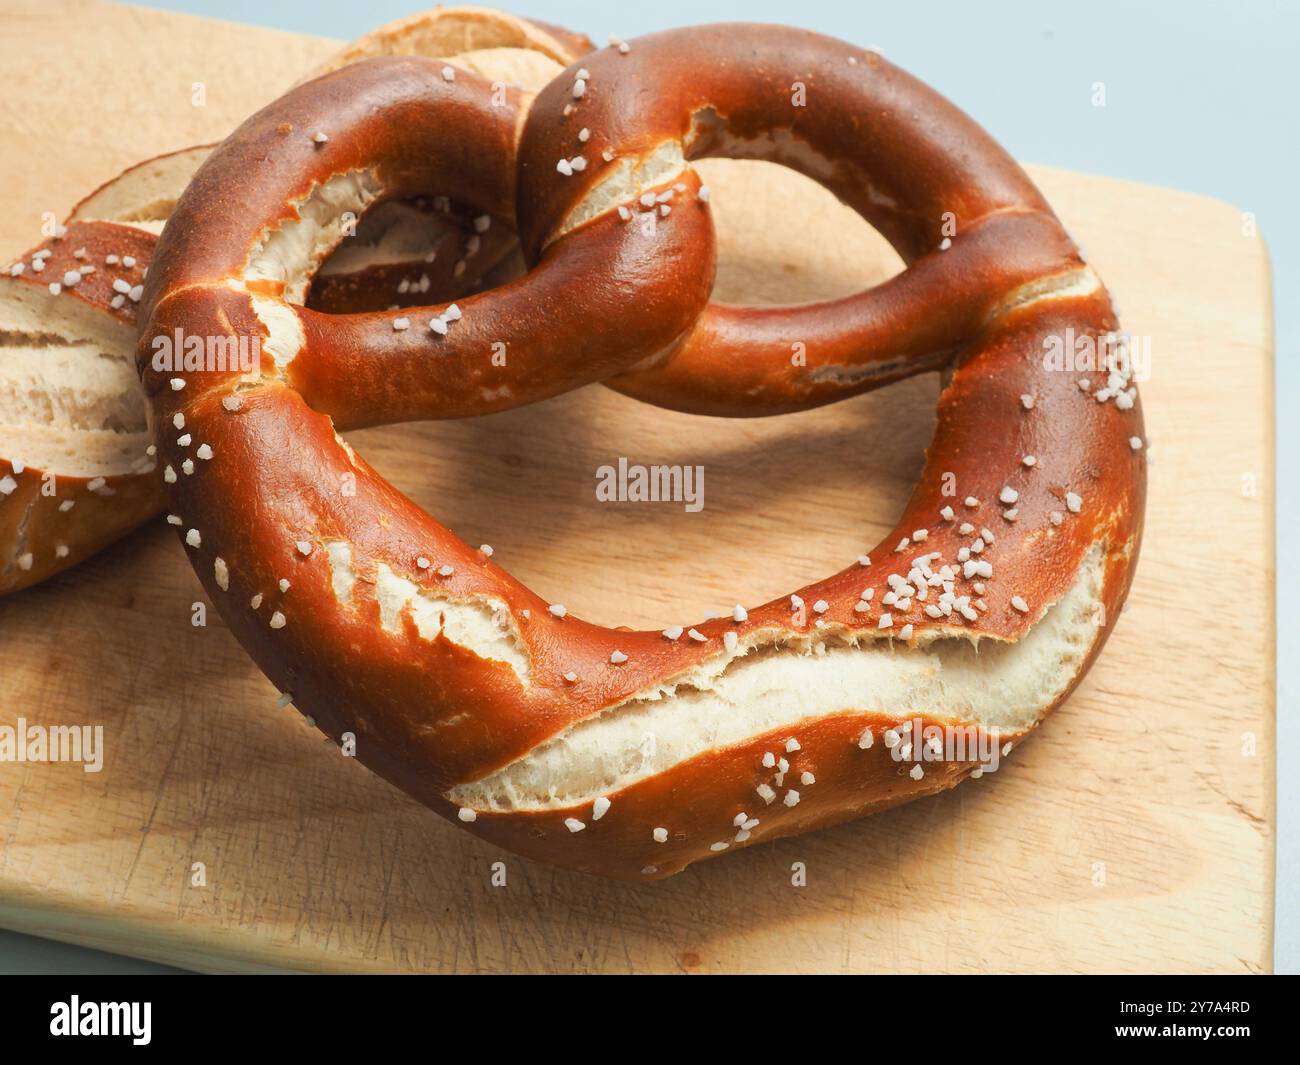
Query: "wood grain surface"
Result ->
[[0, 0, 1275, 973]]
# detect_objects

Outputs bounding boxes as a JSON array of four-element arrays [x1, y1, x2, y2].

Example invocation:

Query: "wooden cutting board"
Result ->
[[0, 0, 1275, 973]]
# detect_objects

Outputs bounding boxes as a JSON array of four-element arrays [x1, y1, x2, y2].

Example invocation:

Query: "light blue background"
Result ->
[[1, 0, 1293, 974]]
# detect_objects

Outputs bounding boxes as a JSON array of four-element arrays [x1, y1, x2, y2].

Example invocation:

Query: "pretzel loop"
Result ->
[[141, 55, 715, 428], [519, 25, 1084, 416]]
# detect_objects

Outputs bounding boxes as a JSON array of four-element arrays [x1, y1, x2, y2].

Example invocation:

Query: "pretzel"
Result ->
[[137, 23, 1145, 880], [0, 7, 592, 594]]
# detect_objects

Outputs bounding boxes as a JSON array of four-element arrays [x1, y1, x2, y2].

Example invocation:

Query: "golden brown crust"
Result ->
[[4, 221, 153, 331], [137, 24, 1146, 880]]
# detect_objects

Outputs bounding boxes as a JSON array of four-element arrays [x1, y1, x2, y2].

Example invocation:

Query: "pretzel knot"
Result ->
[[138, 24, 1145, 880]]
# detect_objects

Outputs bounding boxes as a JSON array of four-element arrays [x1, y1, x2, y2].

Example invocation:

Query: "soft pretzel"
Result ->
[[138, 24, 1145, 880], [0, 7, 591, 594]]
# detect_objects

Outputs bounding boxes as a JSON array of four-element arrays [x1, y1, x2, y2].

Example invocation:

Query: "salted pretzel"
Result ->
[[0, 7, 592, 594], [137, 24, 1145, 880]]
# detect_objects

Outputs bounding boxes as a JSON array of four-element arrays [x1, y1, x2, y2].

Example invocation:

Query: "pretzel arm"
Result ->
[[609, 210, 1080, 416], [287, 190, 714, 428]]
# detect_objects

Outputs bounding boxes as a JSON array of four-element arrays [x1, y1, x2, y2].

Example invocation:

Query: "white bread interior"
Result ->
[[300, 8, 585, 84], [440, 46, 564, 91], [449, 549, 1104, 811], [318, 201, 456, 274], [69, 145, 212, 225], [0, 275, 149, 477]]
